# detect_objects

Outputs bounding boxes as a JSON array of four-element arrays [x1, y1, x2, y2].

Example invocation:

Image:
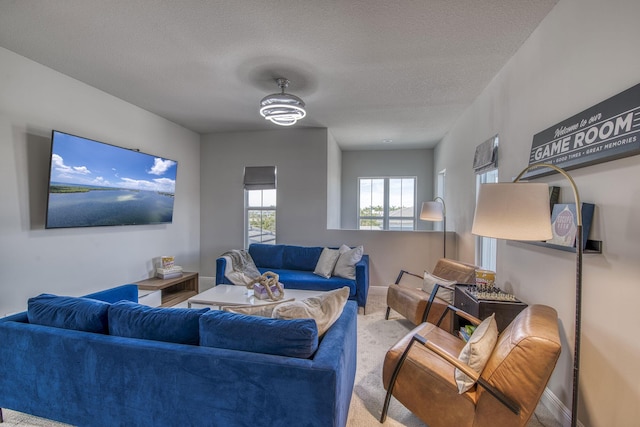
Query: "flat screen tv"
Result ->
[[45, 130, 178, 229]]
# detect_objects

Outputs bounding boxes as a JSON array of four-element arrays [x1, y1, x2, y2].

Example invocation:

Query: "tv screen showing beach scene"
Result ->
[[45, 130, 178, 229]]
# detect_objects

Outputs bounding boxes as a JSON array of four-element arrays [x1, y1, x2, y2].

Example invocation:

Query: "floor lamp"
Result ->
[[471, 163, 582, 427], [420, 197, 446, 258]]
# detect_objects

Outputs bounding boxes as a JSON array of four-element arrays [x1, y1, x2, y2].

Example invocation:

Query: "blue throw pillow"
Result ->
[[27, 294, 111, 334], [248, 243, 285, 269], [108, 301, 208, 345], [199, 311, 319, 359]]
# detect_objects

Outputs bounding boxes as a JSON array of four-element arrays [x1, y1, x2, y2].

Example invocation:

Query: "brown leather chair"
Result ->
[[385, 258, 477, 331], [381, 304, 561, 427]]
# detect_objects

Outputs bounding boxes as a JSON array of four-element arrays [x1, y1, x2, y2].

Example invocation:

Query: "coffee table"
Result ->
[[187, 284, 326, 309]]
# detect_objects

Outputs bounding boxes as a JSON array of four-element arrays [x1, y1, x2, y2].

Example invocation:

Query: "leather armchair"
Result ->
[[381, 304, 561, 427], [385, 258, 477, 331]]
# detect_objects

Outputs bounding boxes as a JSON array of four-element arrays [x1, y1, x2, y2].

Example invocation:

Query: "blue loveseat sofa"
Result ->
[[0, 284, 357, 427], [216, 243, 370, 309]]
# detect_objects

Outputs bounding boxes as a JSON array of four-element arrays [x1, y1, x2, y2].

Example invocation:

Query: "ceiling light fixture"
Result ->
[[259, 78, 306, 126]]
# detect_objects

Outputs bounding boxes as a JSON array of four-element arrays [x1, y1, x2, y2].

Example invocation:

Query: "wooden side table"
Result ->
[[453, 285, 527, 332], [135, 272, 199, 307]]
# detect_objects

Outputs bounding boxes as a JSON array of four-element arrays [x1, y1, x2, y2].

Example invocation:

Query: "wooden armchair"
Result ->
[[385, 258, 477, 331], [380, 304, 561, 427]]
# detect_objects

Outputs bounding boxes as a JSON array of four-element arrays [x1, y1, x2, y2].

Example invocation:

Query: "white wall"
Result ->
[[326, 131, 342, 229], [340, 149, 435, 230], [436, 0, 640, 424], [200, 128, 450, 287], [0, 47, 201, 316]]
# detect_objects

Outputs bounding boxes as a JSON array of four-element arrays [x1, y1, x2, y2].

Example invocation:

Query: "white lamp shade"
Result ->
[[472, 182, 552, 241], [420, 201, 444, 221]]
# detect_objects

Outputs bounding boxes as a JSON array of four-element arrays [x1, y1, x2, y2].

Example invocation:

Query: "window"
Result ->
[[245, 189, 276, 247], [475, 170, 498, 271], [433, 169, 446, 231], [358, 177, 416, 230], [473, 135, 499, 271]]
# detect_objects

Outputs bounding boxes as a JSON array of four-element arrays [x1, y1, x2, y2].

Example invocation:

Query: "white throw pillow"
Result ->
[[333, 245, 364, 280], [272, 287, 350, 336], [313, 247, 341, 279], [455, 314, 498, 393], [422, 272, 457, 304]]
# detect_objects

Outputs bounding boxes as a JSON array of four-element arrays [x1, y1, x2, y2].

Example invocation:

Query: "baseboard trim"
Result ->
[[539, 387, 583, 427]]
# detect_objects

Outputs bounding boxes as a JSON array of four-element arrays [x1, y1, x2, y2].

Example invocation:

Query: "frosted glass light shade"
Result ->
[[420, 201, 444, 221], [472, 182, 552, 241]]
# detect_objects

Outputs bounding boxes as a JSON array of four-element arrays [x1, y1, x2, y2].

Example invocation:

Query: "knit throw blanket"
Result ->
[[221, 249, 261, 287]]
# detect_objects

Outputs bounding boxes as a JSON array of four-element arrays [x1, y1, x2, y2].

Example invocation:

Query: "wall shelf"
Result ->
[[517, 239, 602, 254]]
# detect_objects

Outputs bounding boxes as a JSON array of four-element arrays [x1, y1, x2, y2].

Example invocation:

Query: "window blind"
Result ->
[[243, 166, 277, 190], [473, 136, 498, 174]]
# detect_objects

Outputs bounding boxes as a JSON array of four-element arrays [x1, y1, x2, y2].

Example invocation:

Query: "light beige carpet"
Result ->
[[2, 287, 560, 427], [348, 286, 561, 427]]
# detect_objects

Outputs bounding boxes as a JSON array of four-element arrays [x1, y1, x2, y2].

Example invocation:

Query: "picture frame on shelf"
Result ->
[[547, 203, 595, 250]]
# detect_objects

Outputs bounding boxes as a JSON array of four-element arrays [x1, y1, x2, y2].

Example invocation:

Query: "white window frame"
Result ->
[[357, 176, 416, 231], [475, 168, 498, 271], [245, 189, 277, 248], [433, 169, 446, 231]]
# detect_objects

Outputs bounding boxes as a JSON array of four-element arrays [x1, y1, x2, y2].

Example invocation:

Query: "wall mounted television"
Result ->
[[45, 130, 178, 229]]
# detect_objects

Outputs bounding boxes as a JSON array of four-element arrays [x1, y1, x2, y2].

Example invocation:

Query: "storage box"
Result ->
[[253, 282, 284, 300]]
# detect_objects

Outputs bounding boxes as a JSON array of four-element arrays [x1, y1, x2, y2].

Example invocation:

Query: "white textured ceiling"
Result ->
[[0, 0, 557, 150]]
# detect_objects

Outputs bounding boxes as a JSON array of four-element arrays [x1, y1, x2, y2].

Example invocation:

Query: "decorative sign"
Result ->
[[525, 83, 640, 178]]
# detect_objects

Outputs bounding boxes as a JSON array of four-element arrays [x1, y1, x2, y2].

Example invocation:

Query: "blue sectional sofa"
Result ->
[[0, 284, 358, 427], [216, 243, 369, 309]]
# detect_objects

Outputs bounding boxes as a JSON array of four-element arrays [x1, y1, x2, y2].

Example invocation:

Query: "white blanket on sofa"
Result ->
[[221, 249, 261, 287]]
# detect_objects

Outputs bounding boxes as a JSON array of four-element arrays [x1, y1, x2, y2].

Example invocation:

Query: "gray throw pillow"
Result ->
[[313, 247, 340, 278], [333, 245, 364, 280]]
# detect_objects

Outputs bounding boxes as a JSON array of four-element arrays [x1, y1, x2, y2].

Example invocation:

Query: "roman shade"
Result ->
[[243, 166, 277, 190], [473, 136, 498, 173]]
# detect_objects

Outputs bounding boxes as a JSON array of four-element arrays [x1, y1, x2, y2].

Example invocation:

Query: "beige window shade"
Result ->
[[243, 166, 277, 190]]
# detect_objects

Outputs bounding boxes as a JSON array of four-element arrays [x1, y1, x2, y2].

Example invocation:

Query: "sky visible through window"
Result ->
[[359, 178, 414, 210], [359, 177, 415, 230], [248, 189, 276, 207]]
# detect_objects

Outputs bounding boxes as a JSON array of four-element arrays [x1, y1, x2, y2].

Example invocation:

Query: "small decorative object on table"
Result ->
[[161, 256, 175, 269], [156, 265, 183, 279], [475, 269, 496, 289], [251, 271, 285, 300]]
